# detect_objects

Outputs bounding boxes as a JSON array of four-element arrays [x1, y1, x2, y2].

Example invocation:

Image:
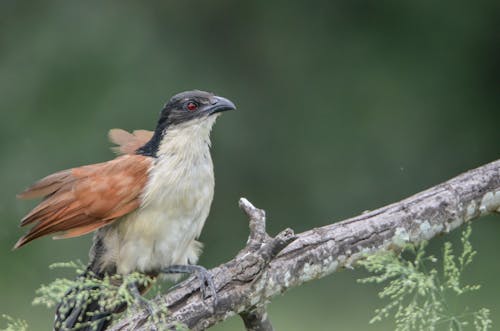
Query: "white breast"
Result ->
[[102, 116, 218, 275]]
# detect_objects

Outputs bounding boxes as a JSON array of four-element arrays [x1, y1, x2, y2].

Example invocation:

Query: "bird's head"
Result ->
[[137, 90, 236, 157], [161, 90, 236, 125]]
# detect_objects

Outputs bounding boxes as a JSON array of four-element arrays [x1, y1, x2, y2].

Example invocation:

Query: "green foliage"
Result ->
[[358, 225, 492, 331], [0, 315, 28, 331], [32, 261, 181, 330], [32, 261, 87, 309]]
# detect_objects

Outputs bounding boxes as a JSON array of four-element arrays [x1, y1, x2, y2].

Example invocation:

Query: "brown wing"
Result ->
[[108, 128, 153, 155], [15, 154, 152, 249]]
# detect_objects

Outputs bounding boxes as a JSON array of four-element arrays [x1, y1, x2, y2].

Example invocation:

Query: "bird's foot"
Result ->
[[161, 264, 218, 307], [127, 283, 156, 317]]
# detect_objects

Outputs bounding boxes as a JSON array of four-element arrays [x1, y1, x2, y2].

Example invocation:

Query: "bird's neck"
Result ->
[[156, 116, 218, 159]]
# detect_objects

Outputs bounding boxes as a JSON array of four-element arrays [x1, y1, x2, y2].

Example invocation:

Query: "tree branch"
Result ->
[[110, 159, 500, 330]]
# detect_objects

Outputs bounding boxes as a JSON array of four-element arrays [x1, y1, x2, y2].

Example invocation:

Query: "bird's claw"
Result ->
[[195, 266, 218, 306], [127, 283, 156, 316], [161, 264, 218, 308]]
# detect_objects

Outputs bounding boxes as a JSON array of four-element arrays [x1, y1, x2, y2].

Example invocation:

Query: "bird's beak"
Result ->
[[207, 96, 237, 115]]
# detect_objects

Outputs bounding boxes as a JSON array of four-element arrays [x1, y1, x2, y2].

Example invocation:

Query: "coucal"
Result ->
[[14, 90, 236, 330]]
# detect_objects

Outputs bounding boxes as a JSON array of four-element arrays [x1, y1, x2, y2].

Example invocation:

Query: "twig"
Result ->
[[235, 198, 295, 331]]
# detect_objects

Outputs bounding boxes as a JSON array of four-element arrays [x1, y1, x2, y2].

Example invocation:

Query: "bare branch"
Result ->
[[239, 197, 270, 247], [236, 198, 295, 330], [110, 159, 500, 330]]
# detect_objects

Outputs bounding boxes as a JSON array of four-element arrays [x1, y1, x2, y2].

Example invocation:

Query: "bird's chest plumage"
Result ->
[[99, 122, 216, 275]]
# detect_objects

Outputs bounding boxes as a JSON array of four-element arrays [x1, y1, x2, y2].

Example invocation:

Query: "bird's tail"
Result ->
[[54, 271, 126, 331]]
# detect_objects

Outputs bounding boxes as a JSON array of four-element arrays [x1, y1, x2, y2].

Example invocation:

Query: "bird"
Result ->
[[14, 90, 236, 330]]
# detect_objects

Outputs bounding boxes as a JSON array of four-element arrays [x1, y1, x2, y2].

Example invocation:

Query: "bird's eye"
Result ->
[[186, 102, 198, 111]]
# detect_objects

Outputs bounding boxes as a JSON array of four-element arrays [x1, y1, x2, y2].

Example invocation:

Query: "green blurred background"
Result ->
[[1, 1, 498, 330]]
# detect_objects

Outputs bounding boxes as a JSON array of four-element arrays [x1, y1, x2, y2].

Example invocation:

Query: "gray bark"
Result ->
[[110, 159, 500, 331]]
